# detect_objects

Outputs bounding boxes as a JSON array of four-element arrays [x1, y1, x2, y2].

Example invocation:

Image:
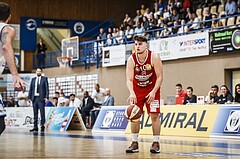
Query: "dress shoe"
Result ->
[[29, 128, 38, 132], [41, 128, 45, 132]]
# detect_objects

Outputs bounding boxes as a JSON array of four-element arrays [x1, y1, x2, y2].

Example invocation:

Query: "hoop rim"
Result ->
[[57, 56, 72, 61]]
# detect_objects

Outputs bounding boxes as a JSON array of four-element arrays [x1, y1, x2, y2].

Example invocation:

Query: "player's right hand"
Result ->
[[127, 93, 137, 104], [12, 75, 27, 89]]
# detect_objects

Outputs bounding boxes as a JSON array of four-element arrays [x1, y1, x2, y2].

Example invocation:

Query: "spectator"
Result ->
[[211, 14, 223, 30], [175, 83, 187, 104], [225, 0, 237, 15], [182, 0, 192, 10], [218, 85, 233, 104], [158, 0, 167, 15], [36, 38, 47, 69], [81, 91, 94, 127], [17, 86, 28, 107], [133, 10, 143, 28], [57, 92, 69, 107], [45, 99, 54, 107], [172, 21, 180, 35], [107, 27, 113, 36], [105, 33, 113, 46], [160, 24, 171, 37], [94, 36, 103, 57], [206, 85, 219, 104], [125, 25, 134, 42], [188, 13, 200, 31], [144, 8, 152, 20], [167, 8, 180, 27], [99, 28, 107, 42], [142, 16, 150, 31], [54, 91, 60, 98], [123, 13, 133, 27], [6, 96, 16, 107], [149, 14, 158, 30], [234, 83, 240, 103], [203, 8, 212, 28], [134, 21, 144, 35], [140, 4, 146, 15], [178, 19, 188, 35], [183, 86, 197, 104], [91, 88, 115, 126], [52, 97, 58, 107], [91, 84, 105, 107], [69, 93, 81, 107], [115, 26, 125, 44]]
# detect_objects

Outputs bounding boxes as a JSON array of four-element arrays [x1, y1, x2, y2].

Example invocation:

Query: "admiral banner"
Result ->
[[92, 106, 129, 133], [102, 45, 126, 67], [149, 32, 209, 60], [211, 105, 240, 137], [209, 28, 240, 54], [125, 105, 219, 137]]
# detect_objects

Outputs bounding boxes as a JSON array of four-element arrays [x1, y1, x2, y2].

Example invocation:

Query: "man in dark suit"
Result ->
[[28, 68, 49, 132], [81, 91, 94, 127]]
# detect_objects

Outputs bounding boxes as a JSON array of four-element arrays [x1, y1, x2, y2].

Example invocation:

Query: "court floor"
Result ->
[[0, 128, 240, 159]]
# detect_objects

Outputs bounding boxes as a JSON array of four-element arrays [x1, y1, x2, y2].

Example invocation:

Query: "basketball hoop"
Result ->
[[57, 56, 72, 68]]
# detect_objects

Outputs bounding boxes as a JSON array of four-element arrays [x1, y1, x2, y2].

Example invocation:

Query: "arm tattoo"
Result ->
[[2, 32, 8, 45]]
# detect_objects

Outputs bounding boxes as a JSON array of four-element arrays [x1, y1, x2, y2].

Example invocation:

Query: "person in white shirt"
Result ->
[[57, 92, 69, 107], [91, 84, 105, 107], [69, 94, 81, 108], [17, 86, 28, 107]]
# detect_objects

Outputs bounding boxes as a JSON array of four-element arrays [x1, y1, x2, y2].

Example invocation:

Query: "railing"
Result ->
[[33, 14, 240, 69]]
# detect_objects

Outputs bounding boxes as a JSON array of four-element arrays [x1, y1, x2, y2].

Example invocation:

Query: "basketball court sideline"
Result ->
[[0, 128, 240, 159]]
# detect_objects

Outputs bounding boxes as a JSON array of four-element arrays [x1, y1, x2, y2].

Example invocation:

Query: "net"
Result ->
[[57, 56, 72, 68], [61, 36, 79, 61]]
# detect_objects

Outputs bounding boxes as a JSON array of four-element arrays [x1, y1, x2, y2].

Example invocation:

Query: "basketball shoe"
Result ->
[[150, 142, 160, 153], [126, 141, 139, 153]]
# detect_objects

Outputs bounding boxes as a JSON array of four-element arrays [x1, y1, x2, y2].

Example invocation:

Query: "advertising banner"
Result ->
[[45, 107, 77, 131], [92, 106, 129, 133], [209, 28, 240, 54], [149, 32, 209, 60], [211, 105, 240, 137], [125, 105, 220, 137], [5, 107, 50, 128], [102, 45, 126, 67]]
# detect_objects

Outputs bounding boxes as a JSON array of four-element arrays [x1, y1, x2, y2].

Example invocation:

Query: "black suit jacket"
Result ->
[[28, 76, 49, 101], [82, 96, 94, 110]]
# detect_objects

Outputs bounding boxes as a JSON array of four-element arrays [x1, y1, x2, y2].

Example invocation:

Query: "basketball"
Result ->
[[125, 105, 142, 122]]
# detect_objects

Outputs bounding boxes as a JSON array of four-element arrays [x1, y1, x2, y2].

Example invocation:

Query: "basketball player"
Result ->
[[0, 2, 26, 87], [0, 2, 26, 135], [126, 35, 163, 153]]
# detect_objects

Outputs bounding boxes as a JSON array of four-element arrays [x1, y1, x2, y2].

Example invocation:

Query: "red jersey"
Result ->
[[131, 50, 157, 96]]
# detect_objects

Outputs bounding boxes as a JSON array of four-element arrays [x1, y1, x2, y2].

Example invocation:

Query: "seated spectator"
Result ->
[[52, 97, 58, 107], [183, 86, 197, 105], [115, 26, 125, 44], [17, 86, 28, 107], [188, 13, 200, 32], [206, 85, 219, 104], [175, 83, 187, 104], [140, 4, 146, 15], [149, 14, 158, 30], [178, 19, 188, 35], [125, 25, 134, 42], [167, 8, 180, 27], [211, 14, 223, 30], [142, 16, 150, 31], [99, 28, 107, 42], [91, 88, 115, 126], [160, 24, 171, 37], [203, 8, 212, 28], [91, 84, 105, 107], [182, 0, 192, 10], [234, 83, 240, 103], [6, 96, 16, 107], [45, 99, 54, 107], [81, 91, 94, 127], [123, 13, 133, 27], [172, 21, 180, 35], [225, 0, 237, 15], [134, 21, 144, 35], [57, 92, 69, 107], [105, 33, 113, 46], [143, 8, 152, 20], [218, 85, 233, 104], [133, 10, 143, 28], [69, 93, 81, 107]]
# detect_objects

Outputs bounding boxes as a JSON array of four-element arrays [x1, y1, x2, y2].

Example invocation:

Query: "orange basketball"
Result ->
[[125, 105, 142, 122]]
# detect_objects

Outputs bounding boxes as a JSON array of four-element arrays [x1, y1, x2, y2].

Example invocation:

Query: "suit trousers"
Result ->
[[33, 96, 45, 129]]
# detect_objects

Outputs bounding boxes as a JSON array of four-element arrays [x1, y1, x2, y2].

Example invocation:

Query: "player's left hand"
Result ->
[[12, 75, 27, 89], [146, 91, 155, 104]]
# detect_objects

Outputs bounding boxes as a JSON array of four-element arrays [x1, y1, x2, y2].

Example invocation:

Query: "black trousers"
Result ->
[[0, 116, 5, 135], [33, 96, 45, 129]]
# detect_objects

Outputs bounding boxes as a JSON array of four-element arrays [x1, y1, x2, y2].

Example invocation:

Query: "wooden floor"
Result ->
[[0, 128, 240, 159]]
